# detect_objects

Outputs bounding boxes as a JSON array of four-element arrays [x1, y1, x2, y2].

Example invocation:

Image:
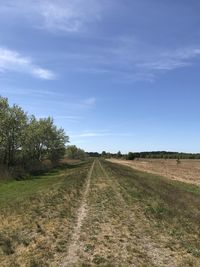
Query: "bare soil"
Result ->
[[61, 161, 95, 266]]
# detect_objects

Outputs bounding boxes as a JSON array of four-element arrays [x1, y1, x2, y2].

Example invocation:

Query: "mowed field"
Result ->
[[108, 159, 200, 186], [0, 159, 200, 266]]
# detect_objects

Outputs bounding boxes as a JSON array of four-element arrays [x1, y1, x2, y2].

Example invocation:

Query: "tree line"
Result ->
[[126, 151, 200, 160], [88, 151, 200, 160], [0, 96, 68, 175]]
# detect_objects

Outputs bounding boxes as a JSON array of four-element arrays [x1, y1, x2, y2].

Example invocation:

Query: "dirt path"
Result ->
[[61, 161, 95, 267], [97, 161, 180, 266], [60, 160, 199, 266]]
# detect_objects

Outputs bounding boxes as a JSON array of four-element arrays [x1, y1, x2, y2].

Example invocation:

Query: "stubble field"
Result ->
[[108, 158, 200, 186]]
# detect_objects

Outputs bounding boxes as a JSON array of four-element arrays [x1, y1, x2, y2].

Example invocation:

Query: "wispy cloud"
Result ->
[[39, 0, 103, 32], [22, 96, 96, 121], [36, 115, 82, 123], [137, 47, 200, 72], [82, 97, 96, 106], [54, 115, 82, 122], [0, 47, 56, 79], [2, 2, 200, 81], [62, 37, 200, 81], [68, 97, 96, 110], [71, 131, 133, 138], [0, 88, 62, 98], [1, 0, 104, 33]]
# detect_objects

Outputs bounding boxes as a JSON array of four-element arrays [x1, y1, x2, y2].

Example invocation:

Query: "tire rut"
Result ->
[[98, 160, 180, 267], [60, 160, 95, 267]]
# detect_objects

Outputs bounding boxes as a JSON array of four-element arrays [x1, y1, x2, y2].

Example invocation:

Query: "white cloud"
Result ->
[[0, 88, 61, 97], [137, 47, 200, 72], [1, 0, 103, 33], [32, 68, 56, 80], [41, 0, 103, 32], [68, 97, 96, 110], [64, 38, 200, 81], [106, 39, 200, 80], [0, 47, 56, 80], [2, 1, 200, 82], [82, 97, 96, 105], [54, 115, 82, 122], [71, 131, 133, 138]]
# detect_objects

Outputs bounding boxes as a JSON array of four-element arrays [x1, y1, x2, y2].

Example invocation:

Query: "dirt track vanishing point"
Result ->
[[60, 159, 200, 266]]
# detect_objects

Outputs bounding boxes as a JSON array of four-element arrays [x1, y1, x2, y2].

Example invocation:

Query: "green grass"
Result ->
[[0, 161, 88, 208], [0, 176, 60, 207], [1, 159, 200, 266], [0, 160, 92, 266]]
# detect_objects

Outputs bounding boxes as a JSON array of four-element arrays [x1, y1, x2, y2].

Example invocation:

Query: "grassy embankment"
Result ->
[[68, 159, 200, 266], [103, 160, 200, 262], [0, 160, 91, 267], [1, 158, 200, 266]]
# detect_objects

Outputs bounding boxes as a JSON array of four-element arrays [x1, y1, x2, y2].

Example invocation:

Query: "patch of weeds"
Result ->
[[35, 222, 45, 235], [0, 234, 14, 255], [93, 254, 107, 264], [56, 240, 68, 252], [84, 243, 95, 253], [104, 235, 110, 240], [29, 259, 46, 267], [183, 243, 200, 258], [145, 202, 171, 219], [82, 263, 92, 267], [90, 236, 98, 242]]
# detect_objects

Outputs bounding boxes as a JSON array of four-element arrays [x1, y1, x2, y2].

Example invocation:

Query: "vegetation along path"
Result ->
[[60, 159, 200, 266], [1, 159, 199, 266], [61, 161, 95, 266]]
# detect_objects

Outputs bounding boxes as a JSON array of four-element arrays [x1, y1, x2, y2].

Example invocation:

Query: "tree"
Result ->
[[47, 125, 69, 163], [66, 145, 86, 160], [23, 117, 69, 163], [0, 95, 69, 170], [127, 152, 135, 160], [0, 97, 28, 166], [117, 151, 122, 158], [101, 151, 107, 158], [0, 96, 9, 164]]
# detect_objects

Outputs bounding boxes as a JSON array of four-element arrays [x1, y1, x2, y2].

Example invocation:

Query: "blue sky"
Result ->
[[0, 0, 200, 153]]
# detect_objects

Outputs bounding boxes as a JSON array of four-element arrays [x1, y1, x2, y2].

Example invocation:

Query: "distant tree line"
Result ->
[[87, 152, 100, 158], [0, 96, 68, 176], [126, 151, 200, 160], [87, 150, 200, 160], [87, 151, 123, 159]]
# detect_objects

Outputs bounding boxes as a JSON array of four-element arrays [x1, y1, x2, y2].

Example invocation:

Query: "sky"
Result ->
[[0, 0, 200, 153]]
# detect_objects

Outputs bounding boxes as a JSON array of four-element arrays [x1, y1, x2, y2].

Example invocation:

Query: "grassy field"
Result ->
[[0, 159, 200, 266], [103, 160, 200, 265], [108, 158, 200, 186], [0, 161, 91, 267]]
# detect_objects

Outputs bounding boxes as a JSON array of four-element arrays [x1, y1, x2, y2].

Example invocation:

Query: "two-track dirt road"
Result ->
[[60, 160, 200, 266]]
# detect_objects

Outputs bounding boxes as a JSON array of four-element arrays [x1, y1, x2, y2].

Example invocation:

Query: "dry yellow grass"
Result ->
[[108, 159, 200, 186], [1, 160, 199, 266], [60, 159, 200, 266], [0, 161, 91, 267]]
